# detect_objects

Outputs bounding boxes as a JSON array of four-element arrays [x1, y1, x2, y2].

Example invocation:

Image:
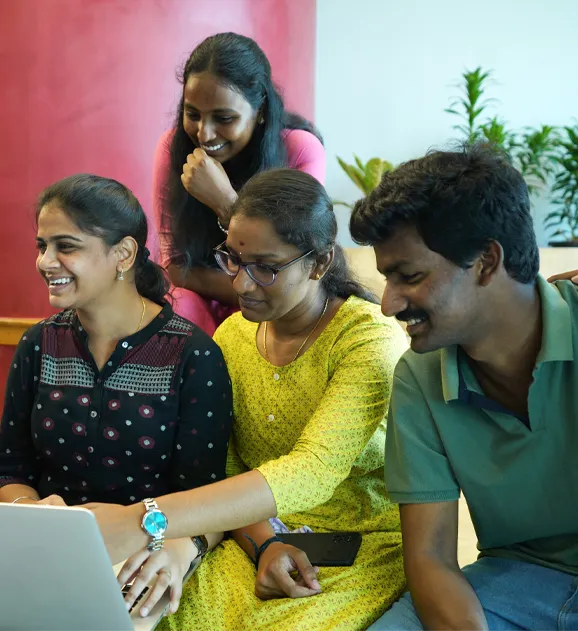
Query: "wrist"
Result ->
[[215, 189, 237, 224]]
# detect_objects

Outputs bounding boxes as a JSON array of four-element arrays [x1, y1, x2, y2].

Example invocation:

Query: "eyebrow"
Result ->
[[379, 261, 412, 275], [226, 245, 280, 261], [36, 234, 83, 242], [183, 103, 237, 115]]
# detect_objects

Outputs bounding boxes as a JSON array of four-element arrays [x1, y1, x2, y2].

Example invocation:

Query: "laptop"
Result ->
[[0, 503, 198, 631]]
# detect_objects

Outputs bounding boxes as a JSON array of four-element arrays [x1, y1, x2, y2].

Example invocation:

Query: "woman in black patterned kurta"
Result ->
[[0, 174, 232, 614]]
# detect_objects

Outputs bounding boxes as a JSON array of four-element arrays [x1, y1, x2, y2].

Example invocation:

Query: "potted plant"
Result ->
[[446, 67, 558, 195], [545, 124, 578, 246], [334, 155, 394, 208]]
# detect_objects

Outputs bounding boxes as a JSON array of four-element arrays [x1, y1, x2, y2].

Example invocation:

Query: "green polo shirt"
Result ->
[[385, 276, 578, 575]]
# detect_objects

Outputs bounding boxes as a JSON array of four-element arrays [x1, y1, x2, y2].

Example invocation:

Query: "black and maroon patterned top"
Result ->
[[0, 303, 233, 505]]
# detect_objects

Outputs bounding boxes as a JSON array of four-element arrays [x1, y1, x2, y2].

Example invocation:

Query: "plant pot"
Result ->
[[548, 240, 578, 247]]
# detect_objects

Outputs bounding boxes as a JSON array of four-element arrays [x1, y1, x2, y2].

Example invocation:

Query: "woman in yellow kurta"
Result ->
[[90, 169, 408, 630]]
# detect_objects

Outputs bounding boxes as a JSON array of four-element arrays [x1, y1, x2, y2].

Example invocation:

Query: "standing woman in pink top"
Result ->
[[152, 32, 325, 334]]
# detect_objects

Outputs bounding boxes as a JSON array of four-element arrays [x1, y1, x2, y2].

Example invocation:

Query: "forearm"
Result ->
[[407, 557, 488, 630], [205, 532, 223, 552], [111, 470, 277, 562], [232, 520, 277, 562], [0, 483, 40, 504], [211, 190, 237, 226], [167, 264, 239, 305]]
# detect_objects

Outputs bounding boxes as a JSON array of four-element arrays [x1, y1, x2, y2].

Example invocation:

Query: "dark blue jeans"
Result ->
[[369, 557, 578, 630]]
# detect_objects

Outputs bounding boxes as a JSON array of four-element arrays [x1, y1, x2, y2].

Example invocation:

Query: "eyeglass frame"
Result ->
[[214, 241, 316, 287]]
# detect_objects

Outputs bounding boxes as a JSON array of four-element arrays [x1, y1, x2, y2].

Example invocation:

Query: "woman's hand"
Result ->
[[117, 538, 198, 617], [548, 270, 578, 284], [255, 542, 322, 600], [83, 502, 148, 564], [36, 494, 67, 506], [181, 148, 237, 220]]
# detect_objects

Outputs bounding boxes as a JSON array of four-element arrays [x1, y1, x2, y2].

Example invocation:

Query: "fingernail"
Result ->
[[140, 607, 149, 617], [312, 580, 321, 590]]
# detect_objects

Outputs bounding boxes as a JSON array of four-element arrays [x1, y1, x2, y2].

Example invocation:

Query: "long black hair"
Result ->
[[165, 32, 323, 270], [37, 174, 169, 304], [232, 168, 376, 303]]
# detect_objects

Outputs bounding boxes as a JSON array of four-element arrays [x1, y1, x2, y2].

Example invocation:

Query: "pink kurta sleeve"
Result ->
[[282, 129, 326, 184], [151, 129, 176, 267]]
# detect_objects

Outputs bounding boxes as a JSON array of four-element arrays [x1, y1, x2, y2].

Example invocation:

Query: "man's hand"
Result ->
[[548, 270, 578, 284]]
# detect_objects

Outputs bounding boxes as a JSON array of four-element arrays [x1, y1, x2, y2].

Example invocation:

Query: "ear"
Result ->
[[114, 237, 138, 275], [476, 240, 503, 287], [310, 249, 334, 281]]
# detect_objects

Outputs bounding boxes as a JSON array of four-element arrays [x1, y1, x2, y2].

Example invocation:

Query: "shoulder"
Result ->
[[214, 313, 255, 357], [394, 347, 444, 395], [153, 129, 176, 167], [16, 310, 73, 351], [282, 129, 324, 160], [329, 297, 408, 365], [160, 310, 224, 358]]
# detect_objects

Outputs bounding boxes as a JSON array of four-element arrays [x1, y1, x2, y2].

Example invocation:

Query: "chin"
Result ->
[[408, 334, 441, 354]]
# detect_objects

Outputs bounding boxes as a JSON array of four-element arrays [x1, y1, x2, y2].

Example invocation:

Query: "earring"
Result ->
[[117, 268, 124, 281], [315, 273, 321, 280], [258, 116, 265, 124]]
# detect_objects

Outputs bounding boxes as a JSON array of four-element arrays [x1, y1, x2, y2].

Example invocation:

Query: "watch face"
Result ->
[[143, 509, 168, 536]]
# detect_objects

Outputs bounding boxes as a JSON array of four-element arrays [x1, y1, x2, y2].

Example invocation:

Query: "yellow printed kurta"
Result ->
[[160, 297, 408, 631]]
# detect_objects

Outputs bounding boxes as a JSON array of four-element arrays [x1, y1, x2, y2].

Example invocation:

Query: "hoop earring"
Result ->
[[117, 268, 124, 281]]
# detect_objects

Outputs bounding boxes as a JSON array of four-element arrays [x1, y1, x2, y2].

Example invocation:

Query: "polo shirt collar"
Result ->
[[441, 274, 574, 403]]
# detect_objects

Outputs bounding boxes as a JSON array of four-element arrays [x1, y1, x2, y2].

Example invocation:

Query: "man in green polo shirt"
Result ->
[[350, 143, 578, 630]]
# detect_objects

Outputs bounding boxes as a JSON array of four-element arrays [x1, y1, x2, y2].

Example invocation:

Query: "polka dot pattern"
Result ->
[[0, 304, 233, 507]]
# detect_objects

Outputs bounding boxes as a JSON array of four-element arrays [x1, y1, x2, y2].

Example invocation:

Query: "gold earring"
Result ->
[[315, 273, 321, 280], [117, 268, 124, 281]]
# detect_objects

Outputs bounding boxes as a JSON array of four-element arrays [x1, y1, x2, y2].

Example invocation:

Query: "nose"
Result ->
[[232, 267, 258, 294], [381, 280, 408, 318], [36, 246, 59, 273], [197, 118, 217, 145]]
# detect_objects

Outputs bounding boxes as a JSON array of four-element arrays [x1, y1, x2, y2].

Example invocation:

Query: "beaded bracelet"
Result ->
[[217, 219, 229, 235]]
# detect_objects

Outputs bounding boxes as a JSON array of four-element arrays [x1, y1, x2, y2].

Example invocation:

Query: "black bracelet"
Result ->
[[243, 533, 283, 567]]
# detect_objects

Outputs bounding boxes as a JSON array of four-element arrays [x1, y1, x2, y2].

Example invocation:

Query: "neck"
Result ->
[[76, 286, 146, 342], [269, 291, 329, 340], [462, 281, 542, 379]]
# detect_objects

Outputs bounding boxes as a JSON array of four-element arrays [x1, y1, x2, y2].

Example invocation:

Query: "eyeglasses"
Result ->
[[214, 241, 315, 287]]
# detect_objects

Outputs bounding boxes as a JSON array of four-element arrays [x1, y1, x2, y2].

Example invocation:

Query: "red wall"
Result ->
[[0, 0, 316, 407]]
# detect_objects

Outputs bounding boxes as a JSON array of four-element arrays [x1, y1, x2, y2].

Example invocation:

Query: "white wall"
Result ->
[[315, 0, 578, 247]]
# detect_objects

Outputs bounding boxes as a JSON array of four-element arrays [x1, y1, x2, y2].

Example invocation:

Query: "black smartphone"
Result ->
[[278, 532, 362, 566]]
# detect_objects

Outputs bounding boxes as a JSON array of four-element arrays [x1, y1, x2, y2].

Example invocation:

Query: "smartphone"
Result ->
[[278, 532, 362, 566]]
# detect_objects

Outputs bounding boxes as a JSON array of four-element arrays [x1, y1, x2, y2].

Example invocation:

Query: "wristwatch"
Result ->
[[192, 535, 209, 558], [140, 498, 168, 552]]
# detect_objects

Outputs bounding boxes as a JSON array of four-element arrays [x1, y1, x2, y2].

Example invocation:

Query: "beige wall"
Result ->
[[345, 247, 578, 300]]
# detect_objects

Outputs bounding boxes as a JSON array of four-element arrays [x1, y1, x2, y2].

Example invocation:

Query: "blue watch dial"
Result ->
[[143, 509, 168, 536]]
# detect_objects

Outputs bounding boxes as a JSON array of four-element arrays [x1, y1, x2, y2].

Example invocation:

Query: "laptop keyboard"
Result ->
[[121, 583, 151, 614]]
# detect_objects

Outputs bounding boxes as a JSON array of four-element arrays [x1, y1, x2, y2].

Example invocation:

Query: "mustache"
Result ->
[[396, 309, 428, 323]]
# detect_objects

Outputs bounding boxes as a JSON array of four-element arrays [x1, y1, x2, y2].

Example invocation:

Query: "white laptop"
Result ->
[[0, 503, 197, 631]]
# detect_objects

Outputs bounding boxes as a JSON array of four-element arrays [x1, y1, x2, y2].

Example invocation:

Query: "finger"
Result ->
[[547, 270, 578, 282], [267, 563, 320, 599], [139, 569, 173, 617], [192, 147, 208, 161], [291, 550, 321, 591], [168, 576, 184, 614], [124, 572, 152, 613], [47, 494, 67, 506], [123, 553, 163, 610], [117, 548, 151, 585]]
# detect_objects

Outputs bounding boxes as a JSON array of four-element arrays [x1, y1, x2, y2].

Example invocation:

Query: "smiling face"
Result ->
[[374, 225, 484, 353], [225, 214, 319, 322], [182, 72, 259, 163], [36, 203, 120, 311]]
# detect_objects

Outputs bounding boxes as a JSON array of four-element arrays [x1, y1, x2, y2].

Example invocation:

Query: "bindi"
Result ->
[[239, 241, 245, 246]]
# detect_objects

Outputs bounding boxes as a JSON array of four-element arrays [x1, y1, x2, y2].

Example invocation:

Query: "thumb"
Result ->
[[292, 551, 321, 591]]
